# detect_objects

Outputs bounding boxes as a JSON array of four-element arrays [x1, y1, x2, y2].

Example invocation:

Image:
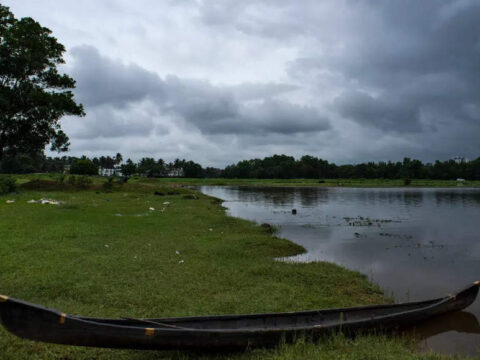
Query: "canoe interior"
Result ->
[[78, 298, 443, 330]]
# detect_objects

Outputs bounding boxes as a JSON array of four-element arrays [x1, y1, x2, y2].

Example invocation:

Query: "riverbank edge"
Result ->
[[0, 180, 475, 359]]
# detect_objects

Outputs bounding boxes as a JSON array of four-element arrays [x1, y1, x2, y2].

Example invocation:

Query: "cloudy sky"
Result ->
[[5, 0, 480, 166]]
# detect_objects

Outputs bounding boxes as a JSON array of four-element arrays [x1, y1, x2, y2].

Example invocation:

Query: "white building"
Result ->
[[166, 168, 184, 177], [452, 156, 466, 164], [99, 165, 123, 177]]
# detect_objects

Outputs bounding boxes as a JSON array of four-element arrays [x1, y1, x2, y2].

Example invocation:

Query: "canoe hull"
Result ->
[[0, 282, 478, 350]]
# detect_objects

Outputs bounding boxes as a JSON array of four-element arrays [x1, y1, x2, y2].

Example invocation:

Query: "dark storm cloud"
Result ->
[[68, 46, 330, 138], [288, 0, 480, 134], [334, 91, 421, 133], [70, 46, 165, 107]]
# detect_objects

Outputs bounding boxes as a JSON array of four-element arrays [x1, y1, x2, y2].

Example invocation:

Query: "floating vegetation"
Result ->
[[343, 216, 399, 227], [379, 233, 413, 240]]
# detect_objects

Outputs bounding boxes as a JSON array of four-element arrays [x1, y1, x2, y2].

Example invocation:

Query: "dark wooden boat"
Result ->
[[0, 281, 478, 350]]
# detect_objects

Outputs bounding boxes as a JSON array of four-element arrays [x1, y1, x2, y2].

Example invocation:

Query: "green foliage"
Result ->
[[75, 175, 92, 189], [0, 5, 84, 160], [67, 175, 76, 185], [0, 153, 42, 173], [120, 158, 137, 177], [70, 159, 98, 175], [224, 155, 480, 181], [0, 175, 16, 194], [102, 176, 114, 192]]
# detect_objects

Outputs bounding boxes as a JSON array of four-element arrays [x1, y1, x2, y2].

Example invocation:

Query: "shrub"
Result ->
[[102, 177, 114, 192], [70, 159, 98, 175], [403, 178, 411, 186], [67, 175, 77, 185], [0, 176, 16, 194], [76, 176, 92, 189]]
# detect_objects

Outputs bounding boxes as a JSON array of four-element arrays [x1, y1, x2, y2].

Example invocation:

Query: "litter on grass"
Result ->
[[27, 198, 61, 205], [149, 207, 155, 211], [175, 250, 181, 255], [6, 200, 15, 203], [178, 260, 184, 264], [163, 201, 170, 205]]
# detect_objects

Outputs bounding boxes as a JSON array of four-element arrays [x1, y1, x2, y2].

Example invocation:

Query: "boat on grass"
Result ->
[[0, 281, 478, 350]]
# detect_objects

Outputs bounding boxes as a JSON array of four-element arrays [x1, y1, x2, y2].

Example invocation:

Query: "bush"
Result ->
[[403, 178, 412, 186], [70, 159, 98, 175], [76, 176, 92, 189], [0, 176, 16, 194], [67, 175, 76, 185], [102, 177, 114, 192]]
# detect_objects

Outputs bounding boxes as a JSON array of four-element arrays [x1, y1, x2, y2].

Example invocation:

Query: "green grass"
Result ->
[[0, 178, 477, 359]]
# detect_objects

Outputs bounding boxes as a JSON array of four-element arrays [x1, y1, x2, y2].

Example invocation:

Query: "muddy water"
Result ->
[[199, 186, 480, 356]]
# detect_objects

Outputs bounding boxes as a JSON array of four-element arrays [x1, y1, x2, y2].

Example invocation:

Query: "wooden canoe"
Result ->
[[0, 281, 478, 350]]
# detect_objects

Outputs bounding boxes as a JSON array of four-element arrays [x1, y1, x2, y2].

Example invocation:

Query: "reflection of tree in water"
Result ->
[[232, 186, 295, 207], [235, 187, 330, 207], [434, 191, 480, 206], [295, 187, 328, 207]]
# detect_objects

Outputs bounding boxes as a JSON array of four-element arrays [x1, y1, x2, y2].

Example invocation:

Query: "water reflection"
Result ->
[[199, 186, 480, 356]]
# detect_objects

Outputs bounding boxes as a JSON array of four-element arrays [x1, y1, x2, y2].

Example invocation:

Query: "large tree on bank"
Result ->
[[0, 5, 84, 160]]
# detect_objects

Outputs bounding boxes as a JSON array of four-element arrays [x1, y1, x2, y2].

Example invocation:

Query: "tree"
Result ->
[[0, 5, 84, 161], [120, 158, 137, 177], [70, 159, 98, 175], [115, 152, 123, 165]]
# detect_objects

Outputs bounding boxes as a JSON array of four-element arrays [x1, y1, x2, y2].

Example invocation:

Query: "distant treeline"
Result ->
[[1, 152, 480, 180], [224, 155, 480, 180]]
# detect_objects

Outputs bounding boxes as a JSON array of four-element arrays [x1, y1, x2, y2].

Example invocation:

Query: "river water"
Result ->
[[198, 186, 480, 356]]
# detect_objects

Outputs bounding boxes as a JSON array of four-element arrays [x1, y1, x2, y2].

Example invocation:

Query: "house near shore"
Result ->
[[99, 165, 123, 177], [165, 167, 184, 177], [452, 156, 466, 164]]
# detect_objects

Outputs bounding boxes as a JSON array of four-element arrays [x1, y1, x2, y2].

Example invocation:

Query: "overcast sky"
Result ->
[[5, 0, 480, 166]]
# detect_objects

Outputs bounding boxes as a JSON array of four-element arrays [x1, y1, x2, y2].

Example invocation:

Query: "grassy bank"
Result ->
[[0, 179, 476, 359], [7, 173, 480, 188], [123, 177, 480, 188]]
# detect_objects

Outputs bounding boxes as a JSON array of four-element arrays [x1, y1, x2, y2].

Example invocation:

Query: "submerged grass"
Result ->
[[0, 178, 477, 359]]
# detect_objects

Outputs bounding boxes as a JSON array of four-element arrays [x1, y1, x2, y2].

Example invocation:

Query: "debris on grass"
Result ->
[[5, 200, 15, 203], [149, 207, 155, 211], [175, 250, 181, 255], [163, 201, 170, 205], [27, 198, 61, 205], [178, 260, 184, 264]]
